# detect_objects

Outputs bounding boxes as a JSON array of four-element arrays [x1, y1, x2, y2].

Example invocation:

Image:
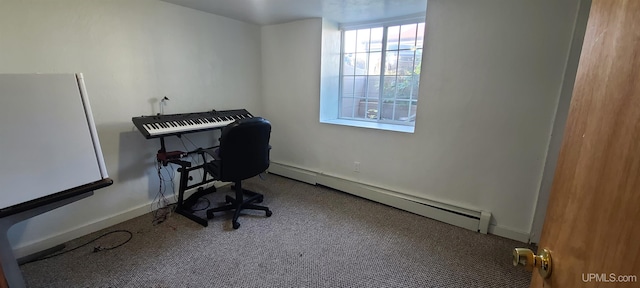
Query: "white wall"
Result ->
[[0, 0, 262, 256], [261, 0, 581, 239], [529, 0, 592, 243]]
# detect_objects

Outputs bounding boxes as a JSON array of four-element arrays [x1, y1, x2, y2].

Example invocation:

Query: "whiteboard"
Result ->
[[0, 74, 108, 210]]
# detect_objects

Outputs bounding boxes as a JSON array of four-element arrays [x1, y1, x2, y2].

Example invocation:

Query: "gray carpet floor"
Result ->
[[20, 174, 533, 287]]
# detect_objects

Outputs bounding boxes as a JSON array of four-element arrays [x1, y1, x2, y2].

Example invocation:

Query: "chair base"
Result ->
[[206, 182, 272, 229]]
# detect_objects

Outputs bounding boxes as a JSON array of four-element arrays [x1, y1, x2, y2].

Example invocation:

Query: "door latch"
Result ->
[[513, 248, 552, 279]]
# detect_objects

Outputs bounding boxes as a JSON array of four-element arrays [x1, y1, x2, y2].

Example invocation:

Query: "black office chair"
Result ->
[[203, 117, 272, 229]]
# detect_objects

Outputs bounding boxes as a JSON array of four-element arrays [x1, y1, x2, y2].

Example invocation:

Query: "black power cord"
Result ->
[[153, 160, 172, 225], [190, 197, 211, 212], [22, 230, 133, 264]]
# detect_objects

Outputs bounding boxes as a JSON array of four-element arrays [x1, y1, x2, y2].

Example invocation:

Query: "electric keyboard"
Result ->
[[132, 109, 253, 139]]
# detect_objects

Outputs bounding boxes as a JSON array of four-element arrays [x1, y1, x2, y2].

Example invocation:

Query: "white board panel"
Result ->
[[0, 74, 105, 210]]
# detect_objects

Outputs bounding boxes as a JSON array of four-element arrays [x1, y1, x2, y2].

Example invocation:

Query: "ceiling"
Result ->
[[160, 0, 428, 26]]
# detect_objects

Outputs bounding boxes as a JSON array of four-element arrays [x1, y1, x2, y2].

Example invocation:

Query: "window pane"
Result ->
[[353, 76, 367, 98], [400, 23, 418, 49], [412, 50, 422, 100], [368, 52, 382, 75], [415, 48, 423, 71], [356, 29, 370, 53], [379, 100, 416, 122], [352, 98, 376, 119], [362, 99, 379, 120], [396, 76, 412, 99], [342, 76, 355, 97], [355, 53, 368, 75], [411, 83, 420, 99], [344, 30, 356, 53], [416, 23, 425, 48], [354, 98, 366, 119], [397, 51, 415, 75], [340, 97, 356, 118], [396, 100, 415, 122], [380, 101, 395, 121], [385, 51, 398, 75], [370, 27, 383, 52], [398, 24, 418, 76], [366, 76, 380, 99], [343, 53, 355, 75], [383, 76, 398, 99], [386, 26, 400, 51]]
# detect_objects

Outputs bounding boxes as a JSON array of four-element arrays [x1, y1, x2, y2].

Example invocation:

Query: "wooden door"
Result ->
[[530, 0, 640, 287]]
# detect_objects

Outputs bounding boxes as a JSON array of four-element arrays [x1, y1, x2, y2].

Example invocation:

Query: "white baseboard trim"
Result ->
[[12, 201, 152, 259], [315, 173, 480, 231], [267, 162, 317, 185], [12, 180, 229, 259], [488, 224, 531, 243], [269, 161, 529, 243]]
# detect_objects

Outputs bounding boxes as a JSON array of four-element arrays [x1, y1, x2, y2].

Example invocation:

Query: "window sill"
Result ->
[[320, 118, 415, 133]]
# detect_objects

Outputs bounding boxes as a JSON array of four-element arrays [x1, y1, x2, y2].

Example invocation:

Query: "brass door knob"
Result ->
[[513, 248, 552, 279]]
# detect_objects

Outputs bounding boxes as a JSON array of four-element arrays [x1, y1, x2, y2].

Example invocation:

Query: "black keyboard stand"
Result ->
[[158, 137, 216, 227]]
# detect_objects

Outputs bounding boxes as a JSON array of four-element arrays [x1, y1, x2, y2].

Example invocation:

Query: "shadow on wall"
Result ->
[[100, 116, 223, 213], [112, 126, 157, 184], [123, 125, 221, 202], [99, 122, 160, 205], [115, 124, 168, 204]]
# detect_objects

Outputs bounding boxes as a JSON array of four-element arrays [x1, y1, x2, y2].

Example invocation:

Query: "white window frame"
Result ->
[[338, 15, 425, 128]]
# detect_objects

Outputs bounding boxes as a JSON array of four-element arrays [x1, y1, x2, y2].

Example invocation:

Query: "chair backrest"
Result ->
[[217, 117, 271, 182]]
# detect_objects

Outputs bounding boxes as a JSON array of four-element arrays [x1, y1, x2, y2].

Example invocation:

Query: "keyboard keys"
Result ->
[[133, 110, 253, 137]]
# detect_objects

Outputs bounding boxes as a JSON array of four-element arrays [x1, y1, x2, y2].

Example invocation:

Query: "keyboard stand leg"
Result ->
[[174, 164, 216, 227], [175, 207, 209, 227]]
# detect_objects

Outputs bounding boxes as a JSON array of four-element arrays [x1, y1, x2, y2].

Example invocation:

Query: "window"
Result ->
[[340, 20, 425, 126]]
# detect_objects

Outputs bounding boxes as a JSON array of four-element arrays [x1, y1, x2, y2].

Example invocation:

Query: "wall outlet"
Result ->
[[353, 161, 361, 173]]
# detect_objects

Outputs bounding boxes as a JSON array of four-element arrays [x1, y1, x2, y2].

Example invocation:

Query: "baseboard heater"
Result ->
[[268, 162, 492, 234]]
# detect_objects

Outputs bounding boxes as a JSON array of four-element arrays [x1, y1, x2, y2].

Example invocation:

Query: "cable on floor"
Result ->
[[22, 230, 133, 264]]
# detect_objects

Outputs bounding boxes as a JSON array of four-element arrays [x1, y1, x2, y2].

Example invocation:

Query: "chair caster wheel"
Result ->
[[233, 222, 240, 229], [225, 195, 234, 203], [266, 210, 272, 217], [206, 210, 214, 219]]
